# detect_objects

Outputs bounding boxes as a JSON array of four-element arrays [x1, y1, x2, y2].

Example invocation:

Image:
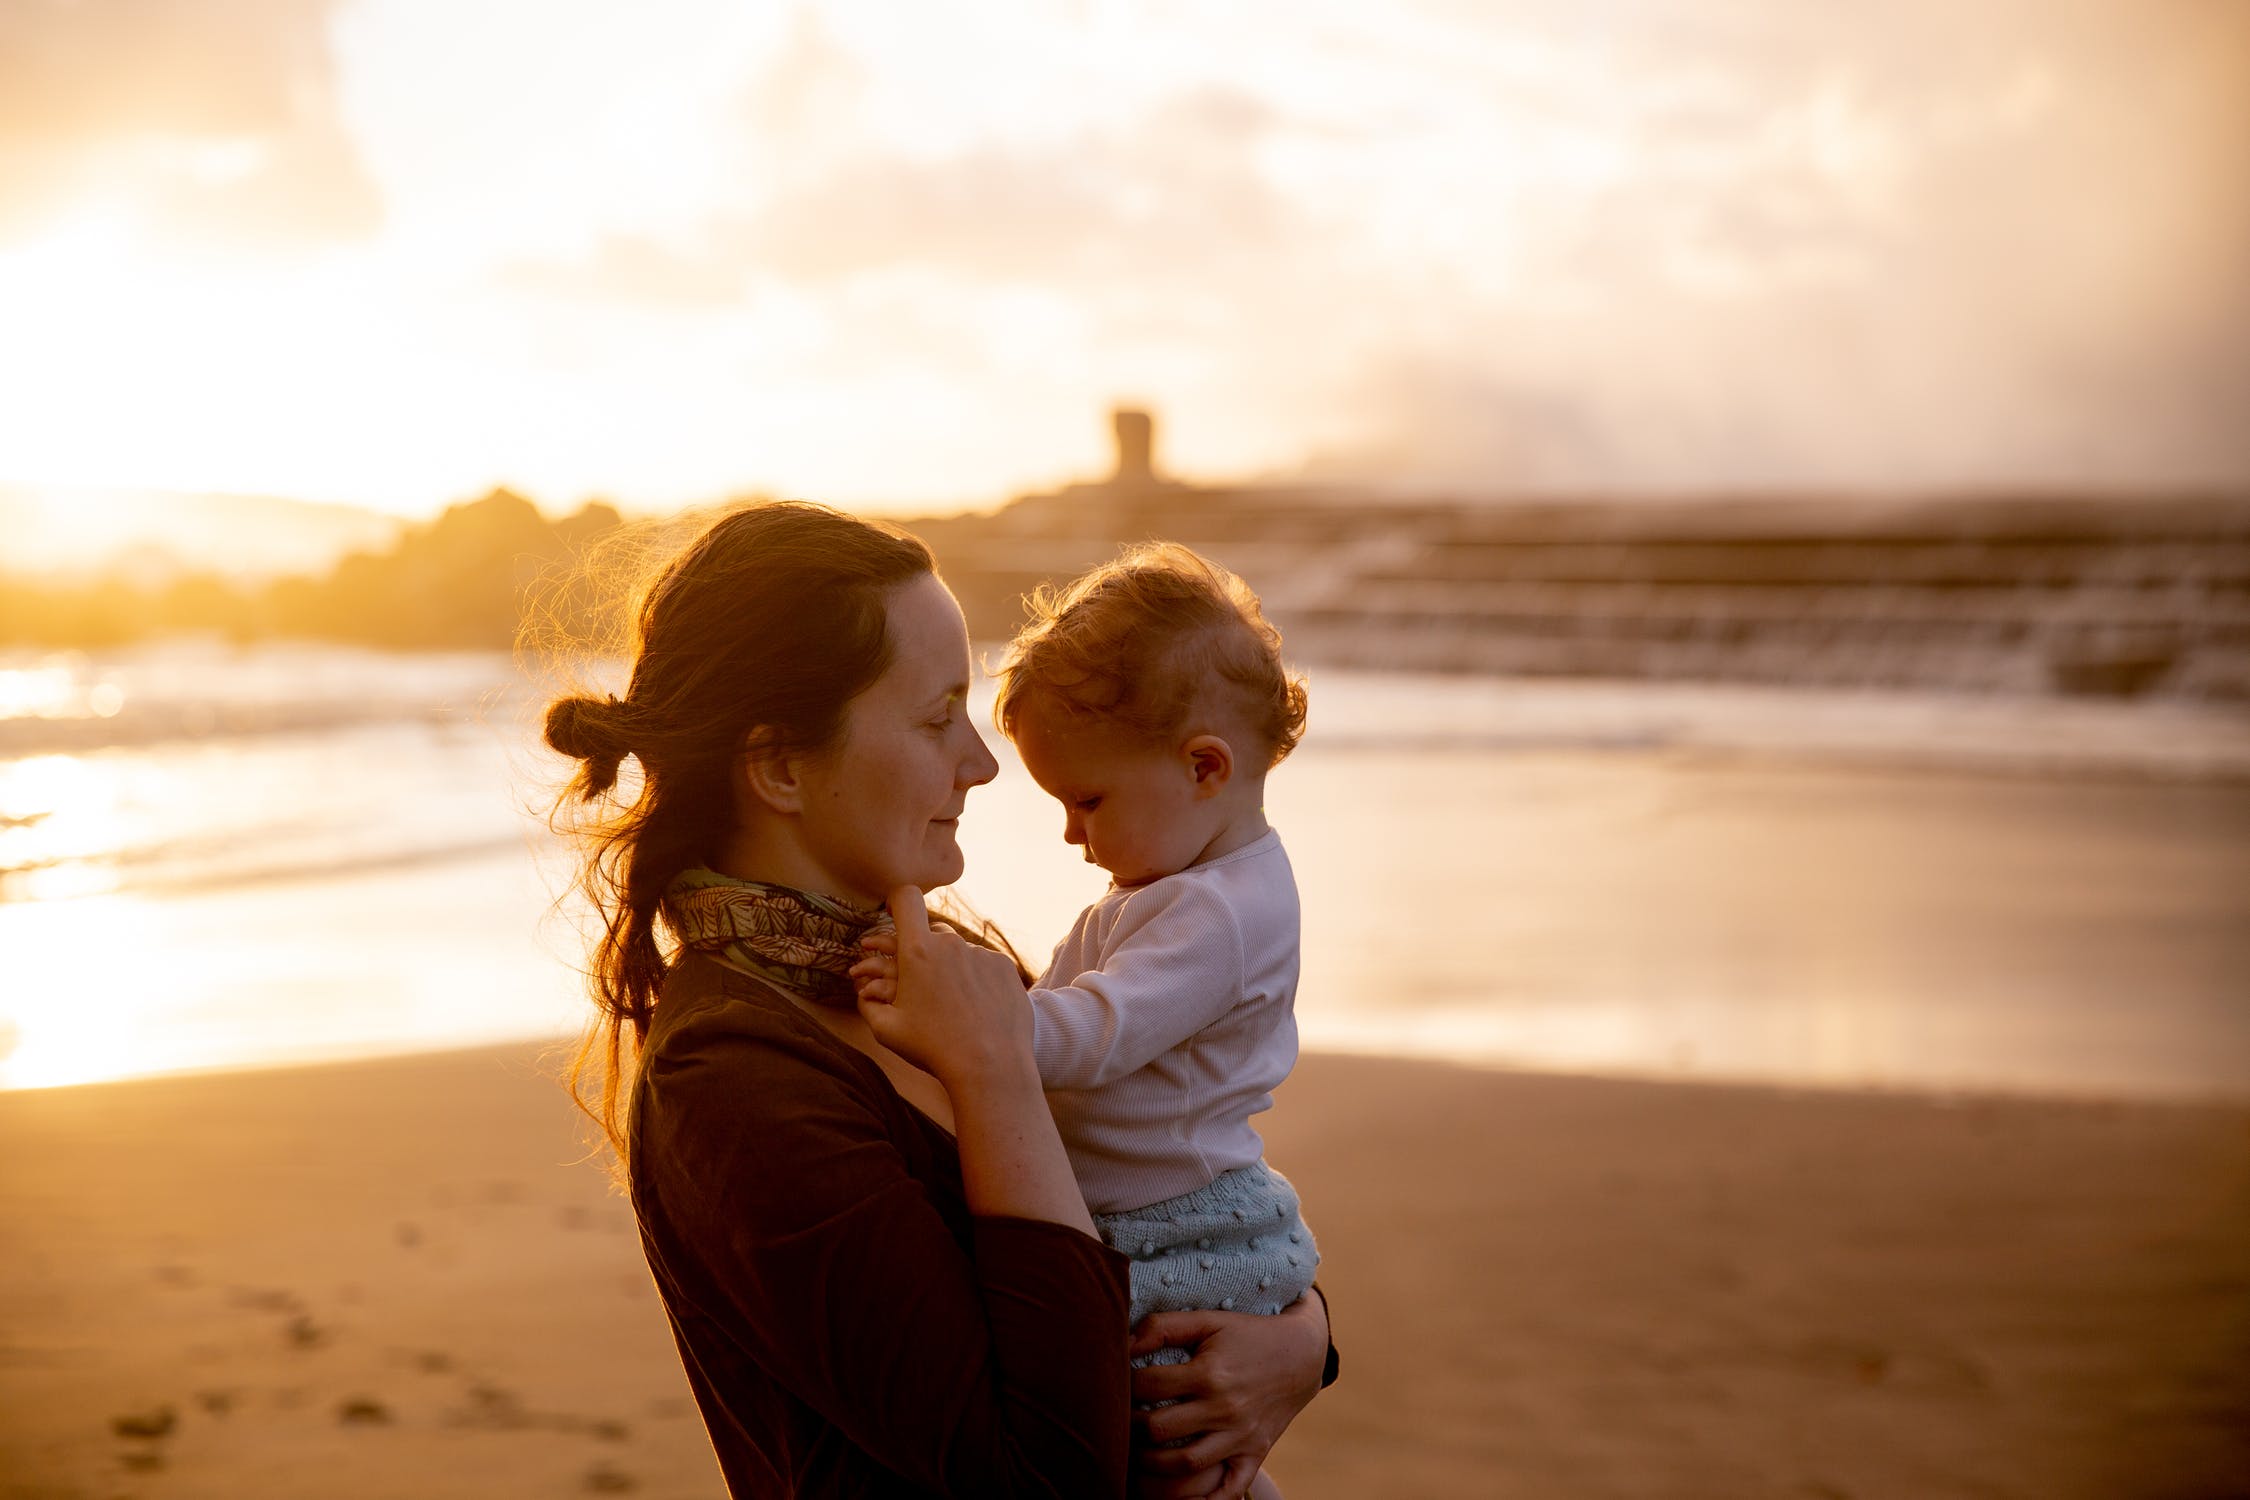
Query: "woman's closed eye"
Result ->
[[922, 692, 965, 733]]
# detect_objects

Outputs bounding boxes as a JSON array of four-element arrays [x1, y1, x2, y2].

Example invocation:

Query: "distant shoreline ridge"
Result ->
[[7, 428, 2248, 701]]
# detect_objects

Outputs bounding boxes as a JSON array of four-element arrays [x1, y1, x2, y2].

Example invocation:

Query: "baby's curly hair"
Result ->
[[994, 542, 1308, 769]]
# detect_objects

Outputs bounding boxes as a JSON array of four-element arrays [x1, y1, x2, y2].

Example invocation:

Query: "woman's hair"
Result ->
[[993, 541, 1308, 767], [541, 501, 935, 1160]]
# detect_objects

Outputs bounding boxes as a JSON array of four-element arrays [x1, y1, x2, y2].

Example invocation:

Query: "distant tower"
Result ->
[[1110, 406, 1157, 489]]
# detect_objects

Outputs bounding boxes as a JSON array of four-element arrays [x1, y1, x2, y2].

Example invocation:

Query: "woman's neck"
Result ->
[[714, 824, 878, 909]]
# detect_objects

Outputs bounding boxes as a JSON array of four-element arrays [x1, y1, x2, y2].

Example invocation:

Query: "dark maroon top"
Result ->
[[628, 951, 1134, 1498]]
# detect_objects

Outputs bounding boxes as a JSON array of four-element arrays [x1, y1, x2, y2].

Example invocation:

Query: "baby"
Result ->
[[868, 543, 1320, 1499], [988, 540, 1320, 1333]]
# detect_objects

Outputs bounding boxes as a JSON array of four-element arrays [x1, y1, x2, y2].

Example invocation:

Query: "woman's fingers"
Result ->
[[1130, 1358, 1210, 1406], [1131, 1302, 1324, 1491], [1130, 1308, 1226, 1362], [1136, 1398, 1220, 1448], [854, 990, 918, 1050], [854, 886, 1032, 1087], [885, 884, 932, 939], [1209, 1457, 1262, 1500], [850, 933, 899, 1005]]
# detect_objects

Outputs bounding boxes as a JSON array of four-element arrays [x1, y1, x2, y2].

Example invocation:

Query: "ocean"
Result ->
[[3, 641, 2247, 1097]]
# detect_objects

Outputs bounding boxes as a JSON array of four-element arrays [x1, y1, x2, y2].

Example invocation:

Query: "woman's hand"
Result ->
[[850, 886, 1033, 1093], [851, 944, 900, 1002], [1128, 1293, 1330, 1499], [856, 886, 1098, 1238]]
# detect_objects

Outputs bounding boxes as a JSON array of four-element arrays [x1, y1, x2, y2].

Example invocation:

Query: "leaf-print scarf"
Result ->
[[665, 867, 893, 1007]]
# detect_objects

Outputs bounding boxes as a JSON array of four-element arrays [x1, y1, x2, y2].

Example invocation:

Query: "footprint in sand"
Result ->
[[112, 1404, 176, 1473], [230, 1286, 303, 1314], [111, 1405, 176, 1440], [338, 1396, 394, 1426], [195, 1389, 237, 1417], [458, 1382, 530, 1429], [447, 1381, 635, 1442], [583, 1462, 637, 1493], [222, 1285, 329, 1351]]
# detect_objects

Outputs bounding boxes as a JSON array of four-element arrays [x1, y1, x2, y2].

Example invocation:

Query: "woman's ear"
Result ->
[[1182, 734, 1234, 799], [737, 728, 808, 816]]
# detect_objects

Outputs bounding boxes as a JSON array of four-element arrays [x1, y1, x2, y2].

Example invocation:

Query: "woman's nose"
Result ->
[[960, 723, 1000, 788]]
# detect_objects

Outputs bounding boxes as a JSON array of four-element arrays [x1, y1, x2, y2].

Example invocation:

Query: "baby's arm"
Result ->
[[860, 883, 1249, 1090], [1026, 881, 1249, 1091]]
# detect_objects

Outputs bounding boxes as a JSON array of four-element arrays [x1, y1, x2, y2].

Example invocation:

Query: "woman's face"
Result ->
[[789, 572, 999, 905]]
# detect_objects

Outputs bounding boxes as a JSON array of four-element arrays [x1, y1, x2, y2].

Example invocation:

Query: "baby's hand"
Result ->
[[850, 933, 900, 1004]]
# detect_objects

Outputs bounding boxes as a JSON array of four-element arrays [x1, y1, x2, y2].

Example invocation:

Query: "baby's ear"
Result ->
[[1182, 734, 1234, 796]]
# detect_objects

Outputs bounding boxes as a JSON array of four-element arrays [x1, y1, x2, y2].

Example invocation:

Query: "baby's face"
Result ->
[[1010, 698, 1222, 887]]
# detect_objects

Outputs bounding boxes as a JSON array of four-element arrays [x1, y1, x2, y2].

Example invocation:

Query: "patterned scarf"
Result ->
[[665, 867, 894, 1008]]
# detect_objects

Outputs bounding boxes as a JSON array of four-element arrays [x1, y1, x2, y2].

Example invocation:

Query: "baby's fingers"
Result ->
[[855, 977, 898, 1003], [859, 931, 899, 957]]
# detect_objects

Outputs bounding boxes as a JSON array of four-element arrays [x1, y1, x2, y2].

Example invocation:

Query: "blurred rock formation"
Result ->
[[4, 415, 2245, 703]]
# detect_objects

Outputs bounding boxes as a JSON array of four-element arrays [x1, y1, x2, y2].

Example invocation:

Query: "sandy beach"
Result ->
[[3, 1044, 2246, 1500]]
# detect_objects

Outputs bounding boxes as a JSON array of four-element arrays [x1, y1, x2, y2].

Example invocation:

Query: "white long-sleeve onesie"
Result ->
[[1030, 829, 1300, 1215]]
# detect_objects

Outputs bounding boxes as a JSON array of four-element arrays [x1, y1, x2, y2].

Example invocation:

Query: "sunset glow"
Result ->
[[0, 0, 2242, 519]]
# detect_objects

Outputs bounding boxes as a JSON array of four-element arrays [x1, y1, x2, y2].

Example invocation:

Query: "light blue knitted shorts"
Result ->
[[1094, 1160, 1319, 1367]]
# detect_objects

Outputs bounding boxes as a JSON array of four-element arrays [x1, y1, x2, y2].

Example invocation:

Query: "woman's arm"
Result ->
[[640, 939, 1131, 1496], [855, 888, 1326, 1500], [858, 885, 1096, 1236], [1125, 1292, 1333, 1500]]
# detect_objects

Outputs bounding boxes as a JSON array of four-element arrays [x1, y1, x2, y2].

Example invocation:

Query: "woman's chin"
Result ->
[[916, 831, 966, 891]]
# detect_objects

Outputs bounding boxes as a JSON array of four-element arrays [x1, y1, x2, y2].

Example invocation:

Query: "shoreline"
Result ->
[[5, 1042, 2247, 1498], [11, 1030, 2250, 1111]]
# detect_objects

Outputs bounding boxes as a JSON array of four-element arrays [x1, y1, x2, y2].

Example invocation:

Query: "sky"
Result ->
[[0, 0, 2245, 519]]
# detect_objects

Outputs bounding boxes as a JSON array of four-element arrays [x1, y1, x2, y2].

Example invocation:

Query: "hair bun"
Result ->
[[545, 694, 633, 795]]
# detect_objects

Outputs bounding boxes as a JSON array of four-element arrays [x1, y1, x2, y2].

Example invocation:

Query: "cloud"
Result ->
[[1287, 359, 1615, 494], [0, 0, 381, 245], [1261, 0, 2250, 493], [491, 70, 1301, 343], [740, 4, 872, 161], [729, 84, 1291, 286], [498, 233, 754, 307], [305, 0, 2250, 502]]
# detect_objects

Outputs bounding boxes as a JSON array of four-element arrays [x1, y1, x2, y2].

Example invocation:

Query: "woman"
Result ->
[[543, 501, 1331, 1499]]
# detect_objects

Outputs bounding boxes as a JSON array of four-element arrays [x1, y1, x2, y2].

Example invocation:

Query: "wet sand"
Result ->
[[2, 1044, 2246, 1499]]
